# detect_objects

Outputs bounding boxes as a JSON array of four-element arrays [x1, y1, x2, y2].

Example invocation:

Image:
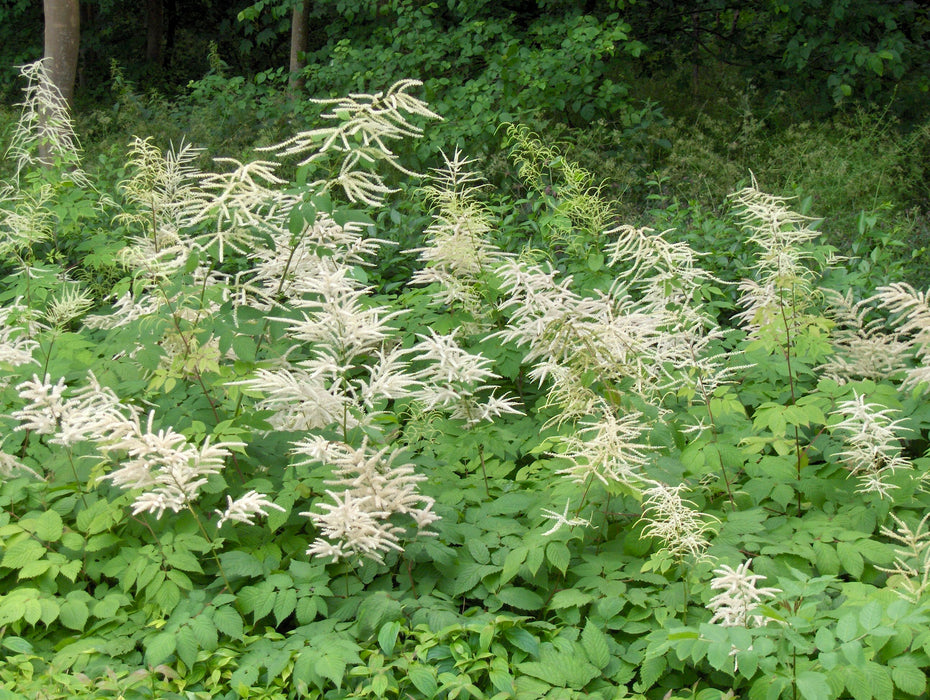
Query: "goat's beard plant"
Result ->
[[5, 57, 930, 700]]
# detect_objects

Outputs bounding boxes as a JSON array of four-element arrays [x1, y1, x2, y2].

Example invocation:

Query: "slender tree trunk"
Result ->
[[44, 0, 81, 105], [146, 0, 164, 66], [289, 0, 310, 94], [41, 0, 80, 165]]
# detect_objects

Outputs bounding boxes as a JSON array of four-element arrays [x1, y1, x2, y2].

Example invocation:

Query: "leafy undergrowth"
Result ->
[[3, 61, 930, 700]]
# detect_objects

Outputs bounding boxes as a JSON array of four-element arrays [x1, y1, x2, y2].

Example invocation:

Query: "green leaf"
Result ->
[[408, 663, 438, 698], [548, 589, 593, 609], [239, 583, 276, 623], [451, 562, 498, 595], [25, 510, 63, 541], [190, 615, 218, 651], [155, 580, 181, 613], [378, 620, 401, 655], [581, 621, 611, 668], [274, 587, 297, 625], [837, 541, 864, 577], [145, 632, 176, 666], [797, 671, 831, 700], [859, 601, 882, 631], [835, 611, 858, 642], [504, 627, 539, 656], [636, 655, 666, 692], [315, 653, 346, 689], [546, 541, 570, 574], [357, 592, 402, 637], [176, 626, 199, 669], [59, 598, 88, 631], [498, 586, 544, 611], [2, 637, 33, 654], [500, 547, 527, 585], [845, 666, 871, 700], [212, 605, 244, 639], [891, 662, 926, 695], [865, 662, 893, 700], [466, 538, 490, 564], [166, 548, 204, 573], [220, 550, 264, 578], [17, 560, 52, 579], [1, 538, 45, 569]]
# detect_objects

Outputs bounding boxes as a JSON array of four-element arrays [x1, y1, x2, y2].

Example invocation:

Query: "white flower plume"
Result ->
[[829, 393, 912, 498], [707, 559, 781, 627]]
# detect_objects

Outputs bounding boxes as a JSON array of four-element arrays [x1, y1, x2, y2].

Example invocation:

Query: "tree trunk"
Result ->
[[44, 0, 81, 105], [146, 0, 164, 66], [289, 0, 310, 94]]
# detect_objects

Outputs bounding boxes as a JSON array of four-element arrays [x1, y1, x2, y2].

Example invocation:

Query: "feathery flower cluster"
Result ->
[[259, 80, 440, 206], [554, 409, 655, 487], [7, 60, 86, 184], [819, 289, 910, 383], [728, 177, 822, 335], [410, 150, 508, 316], [408, 330, 522, 426], [10, 373, 282, 524], [540, 499, 592, 536], [707, 559, 781, 627], [0, 303, 39, 372], [639, 482, 717, 560], [298, 440, 438, 563], [873, 283, 930, 393], [829, 393, 912, 498], [216, 490, 286, 527], [877, 513, 930, 602]]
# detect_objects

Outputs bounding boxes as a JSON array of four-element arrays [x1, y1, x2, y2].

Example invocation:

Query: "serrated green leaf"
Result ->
[[814, 626, 835, 652], [891, 662, 926, 695], [219, 550, 264, 578], [581, 621, 611, 668], [466, 538, 490, 564], [845, 666, 871, 700], [859, 601, 882, 631], [212, 605, 243, 639], [274, 587, 297, 625], [865, 662, 893, 700], [17, 559, 52, 579], [635, 654, 665, 692], [315, 653, 346, 689], [23, 598, 41, 625], [40, 598, 59, 625], [835, 611, 858, 642], [504, 627, 539, 656], [498, 586, 544, 610], [166, 548, 203, 573], [155, 580, 181, 613], [797, 671, 831, 700], [357, 592, 402, 637], [240, 583, 276, 623], [837, 541, 864, 577], [26, 510, 63, 541], [548, 588, 593, 609], [1, 538, 45, 569], [546, 541, 570, 574], [145, 632, 176, 666], [176, 626, 199, 669], [500, 547, 527, 585], [59, 598, 88, 631], [190, 615, 218, 651], [92, 594, 122, 620]]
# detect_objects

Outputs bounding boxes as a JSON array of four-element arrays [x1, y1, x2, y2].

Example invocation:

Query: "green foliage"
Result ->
[[4, 59, 930, 700]]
